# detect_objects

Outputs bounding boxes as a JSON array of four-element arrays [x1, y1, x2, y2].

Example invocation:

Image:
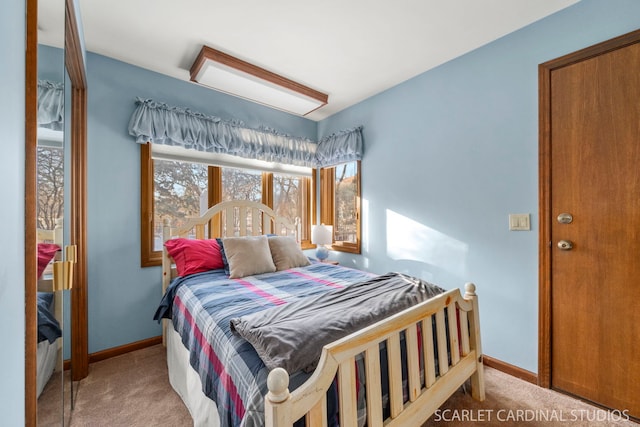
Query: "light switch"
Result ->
[[509, 213, 530, 231]]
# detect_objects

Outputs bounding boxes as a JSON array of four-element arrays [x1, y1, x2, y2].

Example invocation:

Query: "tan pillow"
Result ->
[[222, 235, 277, 279], [268, 236, 311, 271]]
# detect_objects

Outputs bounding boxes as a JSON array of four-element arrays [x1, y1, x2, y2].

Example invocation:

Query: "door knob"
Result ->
[[557, 240, 573, 250]]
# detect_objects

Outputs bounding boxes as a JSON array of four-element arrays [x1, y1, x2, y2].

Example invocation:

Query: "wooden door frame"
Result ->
[[65, 0, 89, 383], [538, 28, 640, 389], [24, 0, 38, 423]]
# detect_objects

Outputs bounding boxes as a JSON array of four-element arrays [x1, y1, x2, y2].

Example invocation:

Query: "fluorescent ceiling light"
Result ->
[[190, 46, 328, 116]]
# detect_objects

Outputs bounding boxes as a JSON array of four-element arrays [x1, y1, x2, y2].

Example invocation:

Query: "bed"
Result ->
[[157, 200, 485, 427], [36, 238, 63, 398], [36, 291, 62, 397]]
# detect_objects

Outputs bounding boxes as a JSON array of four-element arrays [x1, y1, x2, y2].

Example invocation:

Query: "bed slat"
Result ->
[[435, 309, 449, 376], [460, 310, 470, 356], [263, 213, 271, 235], [305, 396, 327, 427], [225, 208, 234, 237], [338, 359, 358, 427], [252, 208, 261, 235], [406, 324, 421, 402], [365, 345, 383, 427], [423, 317, 436, 388], [387, 334, 403, 419], [239, 207, 247, 236], [447, 304, 460, 365]]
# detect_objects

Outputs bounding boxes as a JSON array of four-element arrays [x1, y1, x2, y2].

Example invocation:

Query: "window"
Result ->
[[320, 161, 361, 254], [151, 158, 208, 252], [141, 144, 315, 266], [219, 167, 262, 236], [37, 145, 64, 233], [273, 173, 312, 242], [221, 167, 262, 202]]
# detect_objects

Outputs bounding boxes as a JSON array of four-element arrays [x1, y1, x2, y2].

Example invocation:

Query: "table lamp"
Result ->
[[311, 224, 333, 262]]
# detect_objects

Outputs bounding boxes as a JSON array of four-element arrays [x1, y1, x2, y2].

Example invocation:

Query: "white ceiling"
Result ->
[[42, 0, 580, 121]]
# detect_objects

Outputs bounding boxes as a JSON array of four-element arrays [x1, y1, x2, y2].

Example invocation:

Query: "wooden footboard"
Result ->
[[265, 283, 485, 427]]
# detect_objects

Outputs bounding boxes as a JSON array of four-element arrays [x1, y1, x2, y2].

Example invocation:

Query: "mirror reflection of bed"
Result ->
[[36, 225, 62, 400], [36, 242, 77, 426]]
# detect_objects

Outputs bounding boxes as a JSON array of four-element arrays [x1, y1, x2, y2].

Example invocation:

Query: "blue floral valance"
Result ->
[[128, 98, 363, 168], [38, 80, 64, 131]]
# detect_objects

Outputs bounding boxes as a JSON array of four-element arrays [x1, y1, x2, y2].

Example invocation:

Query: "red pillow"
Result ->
[[164, 238, 224, 277], [37, 243, 61, 278]]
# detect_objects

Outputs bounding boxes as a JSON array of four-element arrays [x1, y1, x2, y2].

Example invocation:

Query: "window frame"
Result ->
[[319, 160, 361, 254], [140, 143, 315, 267]]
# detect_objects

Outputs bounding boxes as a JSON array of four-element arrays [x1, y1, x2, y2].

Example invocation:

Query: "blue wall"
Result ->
[[85, 53, 317, 352], [318, 0, 640, 372], [0, 0, 25, 424]]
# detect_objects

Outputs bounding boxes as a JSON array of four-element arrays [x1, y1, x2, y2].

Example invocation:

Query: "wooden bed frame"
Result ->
[[162, 200, 485, 427]]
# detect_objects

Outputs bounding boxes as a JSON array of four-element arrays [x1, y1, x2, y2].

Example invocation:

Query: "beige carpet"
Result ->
[[39, 345, 636, 426], [421, 370, 637, 427]]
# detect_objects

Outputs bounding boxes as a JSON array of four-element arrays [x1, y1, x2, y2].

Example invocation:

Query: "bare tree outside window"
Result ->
[[334, 162, 358, 243], [153, 159, 208, 250], [37, 146, 64, 232], [221, 168, 261, 202], [273, 174, 308, 239]]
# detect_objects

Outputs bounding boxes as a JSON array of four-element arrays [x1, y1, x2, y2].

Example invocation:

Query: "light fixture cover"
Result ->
[[190, 46, 328, 116]]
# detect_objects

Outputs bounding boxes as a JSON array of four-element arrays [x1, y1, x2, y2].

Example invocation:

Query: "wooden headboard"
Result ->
[[36, 217, 63, 245], [161, 200, 301, 294]]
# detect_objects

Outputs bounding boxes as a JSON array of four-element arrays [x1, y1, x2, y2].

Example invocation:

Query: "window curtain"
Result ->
[[128, 98, 363, 168], [38, 80, 64, 131]]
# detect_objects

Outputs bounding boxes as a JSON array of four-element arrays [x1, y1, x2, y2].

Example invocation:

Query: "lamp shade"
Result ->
[[311, 224, 333, 246]]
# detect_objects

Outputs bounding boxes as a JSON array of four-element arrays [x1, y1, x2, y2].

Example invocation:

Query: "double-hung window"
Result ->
[[141, 144, 315, 267]]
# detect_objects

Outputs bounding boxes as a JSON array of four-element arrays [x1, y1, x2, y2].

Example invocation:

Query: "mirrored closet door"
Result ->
[[35, 0, 67, 424], [26, 0, 87, 425]]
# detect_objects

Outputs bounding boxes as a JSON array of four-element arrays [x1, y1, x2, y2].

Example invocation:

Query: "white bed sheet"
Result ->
[[167, 325, 221, 427]]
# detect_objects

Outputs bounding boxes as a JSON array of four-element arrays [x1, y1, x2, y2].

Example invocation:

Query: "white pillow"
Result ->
[[222, 235, 276, 279]]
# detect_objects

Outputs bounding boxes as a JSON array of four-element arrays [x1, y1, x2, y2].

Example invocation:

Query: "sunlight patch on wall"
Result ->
[[361, 198, 370, 269], [386, 209, 468, 276]]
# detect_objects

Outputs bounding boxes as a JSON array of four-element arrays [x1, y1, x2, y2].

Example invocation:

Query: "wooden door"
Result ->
[[539, 30, 640, 418]]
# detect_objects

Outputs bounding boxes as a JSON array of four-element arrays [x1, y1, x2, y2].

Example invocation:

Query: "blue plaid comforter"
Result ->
[[155, 262, 375, 427]]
